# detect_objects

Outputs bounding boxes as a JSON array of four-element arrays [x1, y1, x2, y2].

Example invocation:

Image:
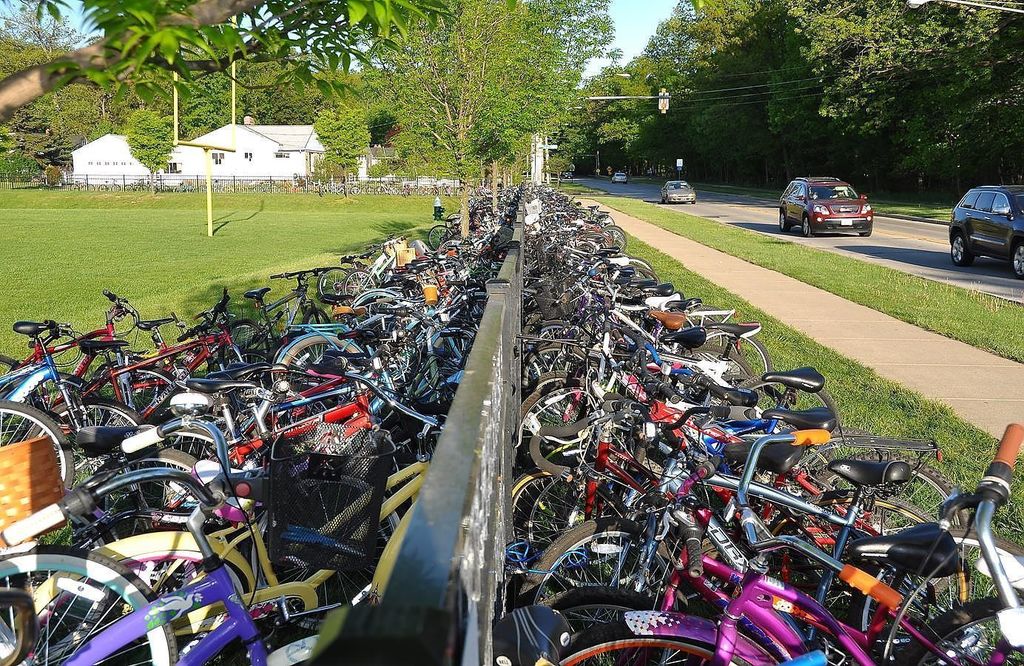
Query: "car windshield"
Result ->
[[810, 184, 857, 200], [666, 182, 683, 189], [1015, 194, 1024, 211], [614, 173, 625, 177]]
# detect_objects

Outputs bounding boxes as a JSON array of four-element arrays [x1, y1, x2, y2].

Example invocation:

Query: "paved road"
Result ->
[[579, 177, 1024, 303]]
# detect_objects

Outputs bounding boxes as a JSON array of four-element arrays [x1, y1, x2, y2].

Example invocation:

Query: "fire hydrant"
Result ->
[[433, 196, 444, 221]]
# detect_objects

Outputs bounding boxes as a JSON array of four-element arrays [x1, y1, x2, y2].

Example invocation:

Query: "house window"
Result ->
[[244, 152, 253, 161], [274, 152, 289, 159], [167, 162, 181, 174], [88, 161, 93, 165], [212, 152, 224, 165]]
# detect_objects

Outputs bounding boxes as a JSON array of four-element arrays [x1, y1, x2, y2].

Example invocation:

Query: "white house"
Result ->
[[71, 123, 326, 184]]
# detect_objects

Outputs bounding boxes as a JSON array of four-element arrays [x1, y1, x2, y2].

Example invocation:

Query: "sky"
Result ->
[[584, 0, 679, 77]]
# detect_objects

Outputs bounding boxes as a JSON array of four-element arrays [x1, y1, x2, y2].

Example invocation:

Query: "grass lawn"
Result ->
[[628, 235, 1023, 531], [0, 190, 455, 353], [593, 196, 1024, 364], [691, 182, 953, 222]]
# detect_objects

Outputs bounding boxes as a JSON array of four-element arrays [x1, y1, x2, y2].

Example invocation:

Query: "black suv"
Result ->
[[949, 185, 1024, 278]]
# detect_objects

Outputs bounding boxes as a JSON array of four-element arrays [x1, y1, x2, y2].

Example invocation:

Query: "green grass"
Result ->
[[0, 190, 455, 352], [593, 196, 1024, 364], [626, 235, 1024, 531], [554, 181, 605, 196], [692, 182, 952, 222]]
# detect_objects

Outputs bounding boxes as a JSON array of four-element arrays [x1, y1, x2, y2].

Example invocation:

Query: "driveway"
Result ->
[[578, 177, 1024, 303]]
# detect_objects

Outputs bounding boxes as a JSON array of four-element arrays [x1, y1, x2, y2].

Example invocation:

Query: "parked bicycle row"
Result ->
[[0, 190, 523, 665], [504, 189, 1024, 665]]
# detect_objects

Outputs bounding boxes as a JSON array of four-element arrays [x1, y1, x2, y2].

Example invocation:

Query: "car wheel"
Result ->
[[779, 210, 790, 232], [1013, 242, 1024, 279], [661, 196, 666, 204], [801, 216, 814, 237], [950, 231, 975, 267], [859, 227, 872, 237]]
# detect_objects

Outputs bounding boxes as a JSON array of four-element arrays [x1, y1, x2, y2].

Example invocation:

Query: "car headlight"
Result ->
[[813, 205, 828, 214], [862, 204, 872, 213]]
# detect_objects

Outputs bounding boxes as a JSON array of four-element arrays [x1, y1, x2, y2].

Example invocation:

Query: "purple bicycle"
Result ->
[[1, 418, 273, 665], [557, 425, 1024, 666]]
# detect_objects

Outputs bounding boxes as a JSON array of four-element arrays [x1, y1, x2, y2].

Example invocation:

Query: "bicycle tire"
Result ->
[[302, 306, 330, 325], [897, 596, 1008, 665], [317, 268, 350, 300], [275, 333, 350, 369], [0, 545, 177, 665], [341, 269, 373, 297], [540, 586, 657, 632], [0, 400, 73, 487], [229, 318, 271, 364]]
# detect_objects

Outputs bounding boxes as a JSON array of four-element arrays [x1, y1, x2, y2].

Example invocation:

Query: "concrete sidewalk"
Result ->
[[587, 200, 1024, 438]]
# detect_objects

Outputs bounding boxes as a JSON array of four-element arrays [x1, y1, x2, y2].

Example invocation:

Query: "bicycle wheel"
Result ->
[[520, 518, 672, 605], [302, 306, 330, 325], [0, 546, 177, 665], [898, 597, 1019, 665], [541, 586, 657, 633], [317, 268, 350, 300], [562, 619, 758, 666], [275, 333, 351, 370], [50, 398, 142, 482], [228, 318, 270, 363], [0, 400, 73, 487], [427, 225, 450, 250], [341, 269, 373, 297]]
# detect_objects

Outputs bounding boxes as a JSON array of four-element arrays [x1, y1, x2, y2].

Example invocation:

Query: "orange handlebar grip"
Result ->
[[994, 423, 1024, 468], [840, 565, 903, 610], [790, 429, 831, 447]]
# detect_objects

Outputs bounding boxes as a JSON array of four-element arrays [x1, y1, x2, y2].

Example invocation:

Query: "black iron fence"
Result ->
[[0, 174, 465, 196], [310, 196, 524, 666]]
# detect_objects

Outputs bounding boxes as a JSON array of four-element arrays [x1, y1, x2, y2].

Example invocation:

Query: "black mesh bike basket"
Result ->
[[268, 423, 389, 572]]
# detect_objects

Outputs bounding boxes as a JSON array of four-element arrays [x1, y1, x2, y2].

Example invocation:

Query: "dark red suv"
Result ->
[[779, 177, 873, 237]]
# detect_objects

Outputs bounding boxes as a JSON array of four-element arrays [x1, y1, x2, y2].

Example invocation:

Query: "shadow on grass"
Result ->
[[212, 200, 266, 236]]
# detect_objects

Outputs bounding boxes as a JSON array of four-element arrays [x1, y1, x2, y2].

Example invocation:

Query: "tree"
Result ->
[[0, 0, 447, 123], [124, 110, 173, 192], [374, 0, 611, 234], [314, 106, 370, 181]]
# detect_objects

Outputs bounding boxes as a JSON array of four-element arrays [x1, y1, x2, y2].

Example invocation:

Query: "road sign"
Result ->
[[540, 144, 559, 150], [676, 158, 683, 168], [658, 88, 670, 114]]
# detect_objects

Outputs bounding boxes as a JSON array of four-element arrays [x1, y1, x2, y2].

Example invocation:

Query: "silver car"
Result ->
[[661, 180, 696, 204], [611, 172, 629, 184]]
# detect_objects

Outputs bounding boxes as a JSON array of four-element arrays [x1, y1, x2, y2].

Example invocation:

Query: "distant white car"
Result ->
[[611, 172, 628, 184]]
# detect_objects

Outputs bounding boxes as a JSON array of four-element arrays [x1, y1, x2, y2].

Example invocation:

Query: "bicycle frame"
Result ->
[[67, 563, 267, 666]]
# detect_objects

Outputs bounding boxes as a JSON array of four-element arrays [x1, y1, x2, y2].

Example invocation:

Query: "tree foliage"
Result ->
[[563, 0, 1024, 194], [314, 106, 371, 179], [124, 109, 173, 188], [0, 0, 447, 123], [373, 0, 610, 232]]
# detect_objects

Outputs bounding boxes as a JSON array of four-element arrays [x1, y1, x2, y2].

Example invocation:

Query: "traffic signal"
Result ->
[[658, 88, 669, 114]]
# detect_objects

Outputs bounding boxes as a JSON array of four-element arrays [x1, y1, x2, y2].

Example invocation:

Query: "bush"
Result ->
[[0, 153, 40, 178], [43, 165, 64, 186]]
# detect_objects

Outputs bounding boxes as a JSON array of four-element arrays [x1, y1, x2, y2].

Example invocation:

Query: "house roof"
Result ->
[[368, 145, 396, 159], [246, 125, 319, 151]]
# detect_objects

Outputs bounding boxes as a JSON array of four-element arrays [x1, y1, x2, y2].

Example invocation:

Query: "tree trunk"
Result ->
[[460, 187, 470, 238], [491, 160, 499, 213]]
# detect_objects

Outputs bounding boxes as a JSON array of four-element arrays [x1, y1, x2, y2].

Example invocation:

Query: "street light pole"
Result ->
[[908, 0, 1024, 13]]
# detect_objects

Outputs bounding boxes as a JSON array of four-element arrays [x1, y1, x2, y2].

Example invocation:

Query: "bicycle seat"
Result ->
[[207, 362, 272, 382], [648, 310, 688, 331], [762, 367, 825, 393], [642, 283, 676, 297], [320, 293, 349, 305], [244, 287, 272, 301], [661, 327, 707, 349], [136, 317, 175, 331], [78, 339, 129, 354], [595, 248, 619, 257], [331, 305, 368, 317], [667, 297, 701, 312], [76, 426, 142, 457], [847, 522, 960, 577], [12, 321, 54, 337], [723, 440, 805, 475], [707, 322, 762, 339], [826, 458, 912, 487], [631, 279, 658, 289], [184, 378, 259, 394], [761, 406, 837, 431]]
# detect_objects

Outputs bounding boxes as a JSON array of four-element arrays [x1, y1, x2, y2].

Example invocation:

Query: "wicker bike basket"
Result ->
[[268, 422, 390, 572], [0, 436, 66, 545]]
